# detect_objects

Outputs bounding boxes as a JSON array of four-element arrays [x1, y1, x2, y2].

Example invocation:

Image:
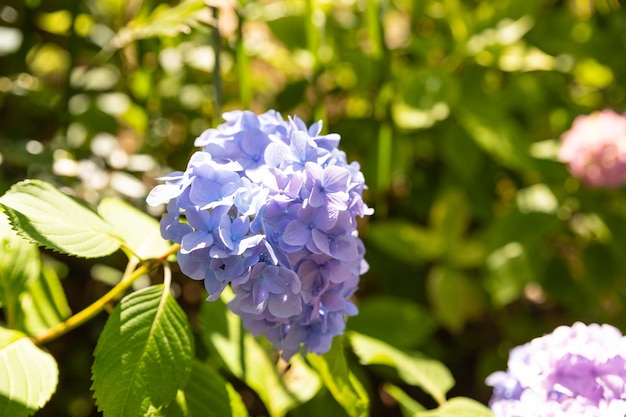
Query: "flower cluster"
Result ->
[[147, 110, 372, 359], [558, 109, 626, 188], [486, 322, 626, 416]]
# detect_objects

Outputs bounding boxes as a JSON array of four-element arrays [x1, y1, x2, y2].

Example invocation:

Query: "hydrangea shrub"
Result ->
[[486, 322, 626, 416], [558, 109, 626, 188], [147, 110, 373, 359]]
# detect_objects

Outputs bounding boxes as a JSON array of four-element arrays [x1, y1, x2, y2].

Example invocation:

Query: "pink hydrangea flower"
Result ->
[[486, 322, 626, 417], [558, 109, 626, 188]]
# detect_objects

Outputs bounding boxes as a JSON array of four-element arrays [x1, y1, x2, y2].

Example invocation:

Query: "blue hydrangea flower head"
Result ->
[[486, 322, 626, 416], [147, 109, 373, 359]]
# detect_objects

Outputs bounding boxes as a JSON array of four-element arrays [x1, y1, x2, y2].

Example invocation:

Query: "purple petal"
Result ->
[[252, 281, 270, 307], [268, 293, 302, 318], [308, 186, 326, 208], [180, 231, 213, 254], [323, 165, 350, 192], [282, 220, 311, 246], [330, 233, 358, 261], [146, 183, 183, 206]]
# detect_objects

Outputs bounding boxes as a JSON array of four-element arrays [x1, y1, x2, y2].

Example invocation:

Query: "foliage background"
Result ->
[[1, 0, 626, 415]]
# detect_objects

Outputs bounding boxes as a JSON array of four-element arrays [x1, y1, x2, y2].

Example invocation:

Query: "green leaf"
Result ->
[[16, 259, 72, 337], [307, 336, 370, 417], [347, 296, 436, 349], [484, 241, 535, 307], [0, 211, 40, 328], [366, 221, 443, 265], [349, 331, 454, 405], [163, 359, 248, 417], [199, 293, 320, 417], [429, 189, 470, 250], [426, 267, 486, 333], [415, 397, 493, 417], [383, 384, 426, 417], [92, 284, 194, 417], [98, 197, 171, 260], [109, 0, 206, 49], [0, 327, 59, 417], [456, 107, 532, 171], [0, 179, 122, 258], [0, 212, 71, 336]]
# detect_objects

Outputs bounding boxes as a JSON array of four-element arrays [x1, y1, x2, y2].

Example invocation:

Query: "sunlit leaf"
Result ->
[[307, 336, 369, 417], [16, 259, 71, 337], [98, 197, 170, 260], [0, 179, 122, 258], [0, 211, 40, 328], [109, 0, 207, 49], [92, 284, 194, 417], [0, 328, 58, 417], [349, 331, 454, 405]]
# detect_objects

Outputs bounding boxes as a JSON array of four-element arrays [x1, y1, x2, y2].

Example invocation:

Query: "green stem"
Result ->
[[32, 243, 180, 345]]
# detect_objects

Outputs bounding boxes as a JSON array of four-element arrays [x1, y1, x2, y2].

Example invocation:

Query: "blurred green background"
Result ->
[[1, 0, 626, 415]]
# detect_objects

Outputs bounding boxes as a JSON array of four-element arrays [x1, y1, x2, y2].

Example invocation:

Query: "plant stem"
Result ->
[[32, 243, 180, 345]]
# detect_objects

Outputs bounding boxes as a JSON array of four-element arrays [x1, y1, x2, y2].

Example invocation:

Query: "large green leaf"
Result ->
[[0, 211, 40, 328], [415, 397, 493, 417], [0, 180, 122, 258], [98, 197, 171, 260], [0, 327, 58, 417], [199, 293, 320, 417], [307, 336, 369, 417], [91, 284, 194, 417], [163, 359, 248, 417], [349, 332, 454, 405]]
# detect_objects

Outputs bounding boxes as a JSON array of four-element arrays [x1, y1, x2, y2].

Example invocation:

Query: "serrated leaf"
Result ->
[[163, 359, 248, 417], [0, 180, 122, 258], [307, 336, 369, 417], [0, 211, 40, 328], [0, 327, 59, 417], [199, 293, 320, 417], [415, 397, 493, 417], [98, 197, 171, 260], [349, 331, 454, 405], [92, 284, 194, 417]]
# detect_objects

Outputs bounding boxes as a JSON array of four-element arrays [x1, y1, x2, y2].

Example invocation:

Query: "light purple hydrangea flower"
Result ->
[[558, 109, 626, 188], [147, 110, 373, 359], [486, 322, 626, 417]]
